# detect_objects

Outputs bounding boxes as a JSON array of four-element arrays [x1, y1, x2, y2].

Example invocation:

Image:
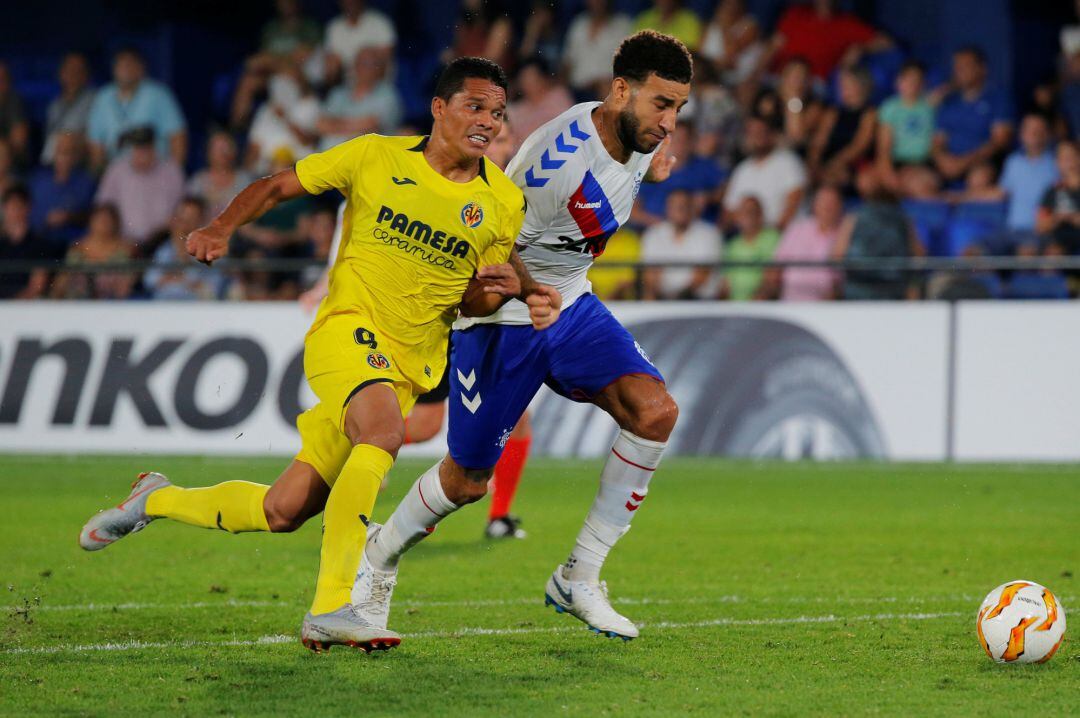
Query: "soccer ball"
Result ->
[[976, 580, 1066, 663]]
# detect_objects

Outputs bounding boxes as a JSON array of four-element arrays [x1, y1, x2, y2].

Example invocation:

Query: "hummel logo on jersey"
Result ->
[[391, 176, 416, 185], [573, 200, 602, 209]]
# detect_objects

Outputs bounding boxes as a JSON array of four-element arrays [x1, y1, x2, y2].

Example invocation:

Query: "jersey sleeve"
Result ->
[[294, 134, 372, 195]]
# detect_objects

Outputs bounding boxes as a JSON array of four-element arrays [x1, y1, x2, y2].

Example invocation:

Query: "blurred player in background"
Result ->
[[79, 57, 561, 653], [354, 31, 690, 641], [298, 120, 532, 540]]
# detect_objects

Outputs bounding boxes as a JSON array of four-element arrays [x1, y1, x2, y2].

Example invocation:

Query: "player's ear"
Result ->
[[431, 96, 445, 121], [611, 77, 630, 105]]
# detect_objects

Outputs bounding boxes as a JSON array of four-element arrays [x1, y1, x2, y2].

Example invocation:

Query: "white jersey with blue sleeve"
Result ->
[[457, 102, 655, 327]]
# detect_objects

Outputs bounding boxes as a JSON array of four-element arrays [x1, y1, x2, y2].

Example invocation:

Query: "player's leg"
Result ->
[[485, 411, 532, 539], [542, 294, 677, 639], [403, 401, 446, 444], [308, 381, 403, 613], [79, 457, 330, 551], [353, 324, 547, 628]]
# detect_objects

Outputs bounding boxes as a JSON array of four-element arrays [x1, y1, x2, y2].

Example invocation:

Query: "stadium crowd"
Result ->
[[1, 0, 1079, 301]]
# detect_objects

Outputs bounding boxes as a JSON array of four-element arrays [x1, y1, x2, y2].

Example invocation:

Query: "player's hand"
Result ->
[[185, 225, 231, 265], [526, 284, 561, 331], [476, 263, 522, 297], [646, 136, 677, 183]]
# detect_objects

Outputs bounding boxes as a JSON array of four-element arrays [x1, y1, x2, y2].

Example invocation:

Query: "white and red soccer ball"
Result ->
[[977, 580, 1067, 664]]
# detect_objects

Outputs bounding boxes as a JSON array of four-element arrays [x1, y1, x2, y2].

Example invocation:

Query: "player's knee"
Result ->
[[263, 499, 305, 533], [353, 428, 405, 459], [631, 393, 679, 442], [443, 468, 493, 505]]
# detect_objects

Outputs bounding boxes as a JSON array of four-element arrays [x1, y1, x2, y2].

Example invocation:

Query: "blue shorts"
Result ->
[[447, 293, 663, 468]]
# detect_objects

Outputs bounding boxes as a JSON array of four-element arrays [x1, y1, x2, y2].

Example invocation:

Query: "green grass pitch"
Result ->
[[2, 455, 1078, 716]]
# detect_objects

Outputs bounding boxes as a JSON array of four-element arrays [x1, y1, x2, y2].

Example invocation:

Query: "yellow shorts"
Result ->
[[295, 314, 421, 485]]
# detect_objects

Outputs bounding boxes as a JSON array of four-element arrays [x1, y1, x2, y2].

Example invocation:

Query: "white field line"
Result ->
[[1, 611, 964, 655], [9, 593, 1061, 615]]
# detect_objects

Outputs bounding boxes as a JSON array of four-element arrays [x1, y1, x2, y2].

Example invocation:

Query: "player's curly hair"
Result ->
[[613, 30, 693, 85], [434, 57, 509, 101]]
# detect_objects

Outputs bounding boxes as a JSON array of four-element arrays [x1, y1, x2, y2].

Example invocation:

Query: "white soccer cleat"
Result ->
[[79, 472, 171, 551], [484, 514, 527, 540], [544, 564, 639, 640], [300, 604, 401, 653], [350, 522, 398, 630]]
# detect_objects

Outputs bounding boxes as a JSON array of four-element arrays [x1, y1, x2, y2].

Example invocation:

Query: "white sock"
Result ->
[[367, 461, 458, 571], [565, 430, 666, 582]]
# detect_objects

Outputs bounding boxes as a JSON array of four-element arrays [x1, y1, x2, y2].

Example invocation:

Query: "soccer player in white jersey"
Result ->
[[353, 31, 691, 640]]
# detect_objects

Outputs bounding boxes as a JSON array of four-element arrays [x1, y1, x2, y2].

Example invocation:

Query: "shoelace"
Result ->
[[359, 573, 396, 617]]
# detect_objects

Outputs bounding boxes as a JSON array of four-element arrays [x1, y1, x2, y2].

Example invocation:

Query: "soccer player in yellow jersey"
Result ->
[[78, 58, 560, 653]]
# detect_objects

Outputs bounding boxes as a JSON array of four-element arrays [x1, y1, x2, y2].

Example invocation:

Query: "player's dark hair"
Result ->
[[613, 30, 693, 85], [434, 57, 509, 101], [179, 194, 207, 213], [1, 184, 29, 205], [954, 45, 987, 66], [899, 59, 925, 76]]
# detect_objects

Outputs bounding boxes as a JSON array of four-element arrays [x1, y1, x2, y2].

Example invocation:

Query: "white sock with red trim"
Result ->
[[367, 461, 457, 572], [564, 430, 666, 583]]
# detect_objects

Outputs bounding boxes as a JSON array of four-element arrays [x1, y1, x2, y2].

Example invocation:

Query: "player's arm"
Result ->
[[185, 168, 308, 264], [460, 249, 562, 329]]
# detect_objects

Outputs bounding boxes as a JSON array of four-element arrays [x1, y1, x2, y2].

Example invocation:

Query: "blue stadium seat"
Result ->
[[942, 201, 1008, 256], [1004, 273, 1070, 300], [902, 199, 950, 256]]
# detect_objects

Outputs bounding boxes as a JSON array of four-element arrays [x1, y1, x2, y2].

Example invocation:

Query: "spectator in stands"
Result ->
[[445, 0, 513, 68], [145, 197, 230, 300], [562, 0, 632, 100], [944, 162, 1005, 204], [324, 0, 396, 84], [721, 195, 780, 301], [1003, 240, 1070, 300], [258, 0, 322, 64], [317, 48, 403, 149], [87, 48, 188, 171], [1059, 51, 1080, 142], [999, 114, 1059, 237], [29, 133, 96, 247], [723, 115, 807, 231], [0, 186, 50, 299], [1036, 140, 1080, 254], [0, 62, 29, 167], [507, 58, 573, 150], [633, 122, 725, 227], [877, 61, 936, 197], [768, 0, 892, 81], [932, 46, 1014, 184], [298, 205, 338, 291], [832, 166, 924, 300], [246, 66, 320, 172], [235, 152, 308, 261], [49, 204, 135, 300], [0, 139, 17, 196], [759, 185, 844, 301], [41, 53, 95, 164], [769, 57, 824, 157], [808, 66, 877, 189], [95, 127, 184, 248], [519, 0, 562, 64], [687, 59, 742, 170], [633, 1, 702, 52], [486, 120, 516, 170], [641, 189, 722, 300], [187, 131, 253, 219], [699, 0, 765, 97]]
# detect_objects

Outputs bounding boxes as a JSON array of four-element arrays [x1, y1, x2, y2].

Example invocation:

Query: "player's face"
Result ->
[[616, 74, 690, 154], [433, 78, 507, 162]]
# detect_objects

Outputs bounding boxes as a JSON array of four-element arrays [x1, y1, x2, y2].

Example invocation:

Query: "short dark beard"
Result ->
[[615, 106, 652, 155]]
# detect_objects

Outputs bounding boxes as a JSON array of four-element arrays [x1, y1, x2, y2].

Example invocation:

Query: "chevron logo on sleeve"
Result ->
[[524, 119, 591, 188]]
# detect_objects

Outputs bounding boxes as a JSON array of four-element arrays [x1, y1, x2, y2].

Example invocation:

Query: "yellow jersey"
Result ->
[[295, 134, 525, 391]]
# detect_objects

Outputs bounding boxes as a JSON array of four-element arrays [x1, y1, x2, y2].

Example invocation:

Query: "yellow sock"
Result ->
[[146, 481, 271, 533], [310, 444, 393, 615]]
